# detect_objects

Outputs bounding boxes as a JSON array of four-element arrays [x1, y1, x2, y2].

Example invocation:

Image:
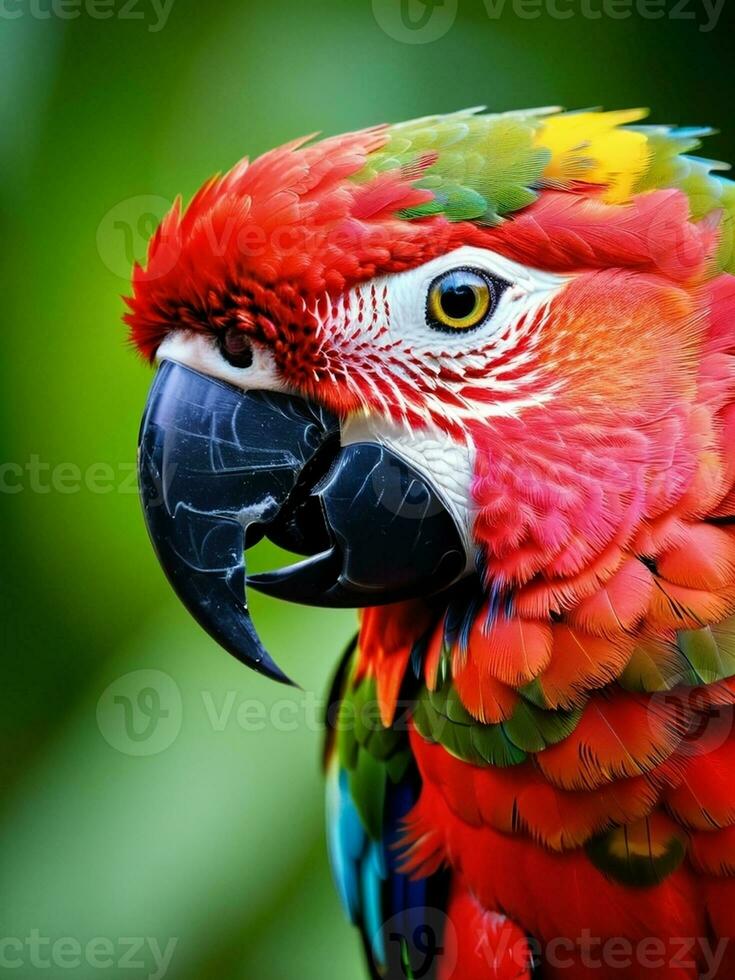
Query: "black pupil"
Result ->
[[220, 328, 253, 369], [441, 282, 478, 320]]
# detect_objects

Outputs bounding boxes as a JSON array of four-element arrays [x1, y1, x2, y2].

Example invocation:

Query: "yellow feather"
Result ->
[[536, 109, 651, 203]]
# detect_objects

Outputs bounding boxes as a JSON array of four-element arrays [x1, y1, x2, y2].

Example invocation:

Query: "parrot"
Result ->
[[126, 107, 735, 979]]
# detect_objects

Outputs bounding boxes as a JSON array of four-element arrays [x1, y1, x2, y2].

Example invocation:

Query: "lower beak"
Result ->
[[138, 360, 467, 683]]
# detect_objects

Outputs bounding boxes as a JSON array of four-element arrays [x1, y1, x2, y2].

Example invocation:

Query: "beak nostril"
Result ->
[[219, 327, 253, 369]]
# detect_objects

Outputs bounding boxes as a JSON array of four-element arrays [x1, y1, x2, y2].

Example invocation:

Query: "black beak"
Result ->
[[138, 360, 467, 683]]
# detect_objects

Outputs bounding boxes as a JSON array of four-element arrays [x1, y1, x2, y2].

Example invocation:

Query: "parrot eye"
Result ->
[[219, 326, 254, 369], [426, 268, 507, 333]]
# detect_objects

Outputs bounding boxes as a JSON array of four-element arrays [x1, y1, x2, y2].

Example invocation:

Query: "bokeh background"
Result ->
[[1, 0, 733, 976]]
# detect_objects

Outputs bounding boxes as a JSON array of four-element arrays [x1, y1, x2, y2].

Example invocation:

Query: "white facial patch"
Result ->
[[156, 331, 285, 392], [341, 412, 477, 569], [318, 245, 573, 424], [377, 246, 569, 354]]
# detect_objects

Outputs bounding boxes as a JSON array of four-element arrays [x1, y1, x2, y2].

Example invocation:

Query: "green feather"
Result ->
[[335, 667, 412, 840], [413, 675, 583, 768], [470, 724, 527, 768], [620, 616, 735, 693], [348, 744, 386, 841], [413, 681, 527, 768], [585, 820, 687, 887], [502, 699, 582, 753], [620, 636, 700, 692], [678, 624, 735, 685], [356, 108, 550, 225]]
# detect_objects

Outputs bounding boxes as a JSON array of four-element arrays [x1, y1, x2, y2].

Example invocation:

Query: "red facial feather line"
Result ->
[[299, 275, 564, 435]]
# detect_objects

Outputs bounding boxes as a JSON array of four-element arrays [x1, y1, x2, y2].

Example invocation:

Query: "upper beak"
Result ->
[[138, 360, 468, 683]]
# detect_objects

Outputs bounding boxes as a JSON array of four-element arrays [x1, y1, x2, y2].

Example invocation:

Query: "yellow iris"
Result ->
[[427, 269, 492, 332]]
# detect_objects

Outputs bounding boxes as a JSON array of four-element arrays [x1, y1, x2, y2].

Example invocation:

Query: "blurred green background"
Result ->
[[0, 0, 733, 976]]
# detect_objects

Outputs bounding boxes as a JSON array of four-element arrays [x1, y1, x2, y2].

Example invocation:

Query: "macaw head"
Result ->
[[126, 108, 735, 684]]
